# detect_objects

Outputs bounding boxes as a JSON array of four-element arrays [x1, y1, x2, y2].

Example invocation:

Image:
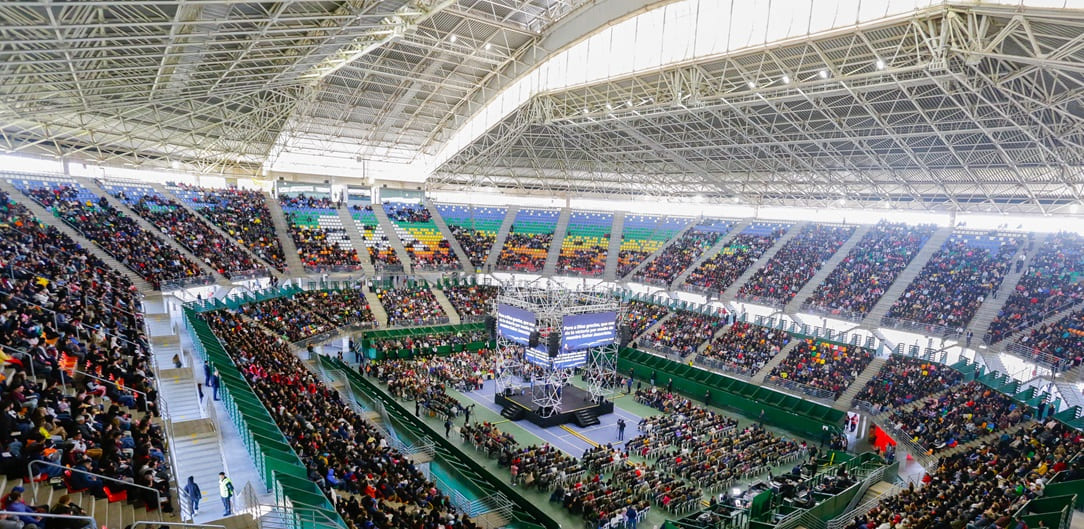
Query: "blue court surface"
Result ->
[[459, 379, 646, 457]]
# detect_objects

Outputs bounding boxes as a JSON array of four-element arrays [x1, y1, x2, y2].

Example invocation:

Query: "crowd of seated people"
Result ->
[[887, 236, 1019, 331], [281, 195, 361, 271], [698, 322, 791, 377], [853, 355, 962, 413], [375, 287, 448, 326], [291, 290, 375, 328], [497, 233, 552, 272], [737, 224, 855, 305], [0, 191, 173, 512], [1013, 310, 1084, 366], [886, 381, 1028, 453], [845, 420, 1082, 529], [124, 193, 264, 278], [685, 230, 786, 292], [460, 421, 517, 457], [351, 205, 400, 270], [987, 232, 1084, 343], [767, 340, 875, 399], [367, 330, 490, 357], [204, 311, 458, 528], [440, 285, 496, 321], [280, 195, 336, 209], [622, 301, 670, 338], [635, 229, 722, 285], [804, 222, 935, 318], [644, 310, 726, 357], [237, 296, 335, 342], [384, 205, 458, 269], [555, 245, 607, 276], [447, 225, 494, 268], [25, 185, 203, 289], [174, 184, 288, 272]]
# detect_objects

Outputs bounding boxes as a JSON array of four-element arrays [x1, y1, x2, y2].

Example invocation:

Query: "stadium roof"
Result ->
[[1, 0, 1083, 214]]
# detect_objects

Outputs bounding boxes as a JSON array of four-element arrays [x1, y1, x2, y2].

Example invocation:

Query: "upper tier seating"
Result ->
[[697, 321, 791, 377], [737, 224, 856, 306], [280, 194, 361, 271], [435, 204, 505, 268], [634, 221, 733, 286], [375, 287, 448, 326], [802, 222, 935, 320], [886, 232, 1020, 331], [12, 177, 204, 289], [383, 203, 458, 270], [497, 209, 559, 272], [168, 184, 288, 272], [351, 205, 400, 270], [684, 223, 789, 293], [556, 211, 612, 277], [617, 215, 690, 278]]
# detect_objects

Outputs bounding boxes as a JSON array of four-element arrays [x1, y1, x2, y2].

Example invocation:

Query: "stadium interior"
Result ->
[[1, 2, 1084, 529]]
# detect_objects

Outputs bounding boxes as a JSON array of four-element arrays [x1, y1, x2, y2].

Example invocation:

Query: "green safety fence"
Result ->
[[184, 307, 345, 529], [357, 322, 493, 359], [617, 347, 845, 439], [320, 356, 560, 529]]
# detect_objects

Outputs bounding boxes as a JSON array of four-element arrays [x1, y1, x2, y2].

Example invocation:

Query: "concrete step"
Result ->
[[338, 206, 378, 277], [834, 356, 887, 410], [424, 198, 472, 273], [485, 206, 518, 269], [604, 211, 626, 281], [542, 207, 572, 276], [364, 290, 389, 327], [430, 287, 461, 325], [0, 178, 155, 291], [263, 193, 307, 277], [371, 204, 413, 274], [786, 224, 873, 313], [862, 226, 954, 326], [672, 219, 752, 290], [723, 221, 809, 302], [90, 180, 224, 282], [622, 217, 698, 282]]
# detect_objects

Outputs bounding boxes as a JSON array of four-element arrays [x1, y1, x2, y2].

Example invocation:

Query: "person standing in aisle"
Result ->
[[218, 473, 234, 516], [183, 476, 201, 518], [211, 368, 221, 401], [617, 418, 626, 441]]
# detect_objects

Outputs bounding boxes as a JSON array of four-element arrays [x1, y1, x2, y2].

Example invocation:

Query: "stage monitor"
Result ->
[[561, 311, 617, 352], [497, 303, 536, 345], [525, 345, 587, 369]]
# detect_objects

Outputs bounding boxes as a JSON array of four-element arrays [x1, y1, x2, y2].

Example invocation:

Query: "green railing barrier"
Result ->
[[1013, 494, 1076, 529], [618, 347, 845, 439], [184, 308, 345, 529], [320, 356, 560, 529], [357, 321, 492, 359]]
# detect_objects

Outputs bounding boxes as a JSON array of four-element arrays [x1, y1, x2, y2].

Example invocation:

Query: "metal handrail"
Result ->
[[826, 482, 905, 529], [71, 367, 151, 412], [28, 460, 165, 521], [0, 342, 37, 380], [0, 509, 97, 529]]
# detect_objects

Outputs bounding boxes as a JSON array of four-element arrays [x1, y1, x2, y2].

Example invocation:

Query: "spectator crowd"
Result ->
[[440, 285, 496, 322], [737, 224, 855, 305], [497, 233, 552, 272], [177, 184, 289, 272], [767, 340, 875, 399], [852, 355, 962, 413], [635, 229, 723, 286], [804, 222, 935, 319], [1013, 309, 1084, 366], [644, 310, 727, 358], [375, 287, 449, 326], [685, 229, 787, 293], [698, 322, 791, 377], [886, 381, 1028, 453]]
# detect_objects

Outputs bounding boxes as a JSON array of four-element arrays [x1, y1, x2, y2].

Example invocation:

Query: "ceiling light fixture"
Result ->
[[449, 35, 457, 43], [484, 42, 491, 50], [748, 81, 756, 89], [875, 59, 885, 70], [819, 70, 828, 79], [626, 100, 633, 107], [583, 107, 589, 114], [781, 75, 790, 84]]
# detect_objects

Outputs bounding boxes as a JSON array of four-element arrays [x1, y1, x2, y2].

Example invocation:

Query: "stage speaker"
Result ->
[[618, 325, 632, 348], [484, 315, 497, 341], [529, 331, 540, 348], [548, 332, 560, 357]]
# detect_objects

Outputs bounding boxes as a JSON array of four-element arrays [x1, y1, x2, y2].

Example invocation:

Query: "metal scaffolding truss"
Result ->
[[0, 0, 589, 173], [432, 4, 1084, 215]]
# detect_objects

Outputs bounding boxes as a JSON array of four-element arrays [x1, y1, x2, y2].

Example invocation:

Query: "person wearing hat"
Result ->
[[218, 472, 234, 516], [183, 476, 201, 518], [3, 486, 43, 528]]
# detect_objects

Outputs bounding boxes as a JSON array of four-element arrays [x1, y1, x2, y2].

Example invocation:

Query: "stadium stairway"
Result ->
[[621, 217, 698, 282], [751, 340, 802, 384], [158, 367, 205, 422], [90, 181, 227, 284], [722, 221, 809, 302], [363, 289, 390, 327], [1055, 381, 1084, 411], [263, 193, 307, 276], [833, 356, 887, 411], [372, 204, 414, 273], [671, 219, 752, 290], [337, 206, 378, 277], [429, 287, 462, 325], [0, 178, 155, 291], [485, 206, 519, 270], [604, 212, 626, 281], [170, 419, 229, 523], [423, 198, 473, 273], [542, 207, 572, 276], [153, 183, 287, 281], [861, 226, 954, 328], [969, 233, 1050, 341], [785, 224, 874, 314]]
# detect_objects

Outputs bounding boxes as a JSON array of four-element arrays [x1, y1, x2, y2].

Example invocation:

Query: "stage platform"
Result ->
[[496, 384, 614, 428]]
